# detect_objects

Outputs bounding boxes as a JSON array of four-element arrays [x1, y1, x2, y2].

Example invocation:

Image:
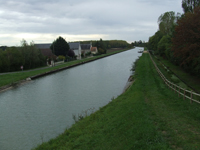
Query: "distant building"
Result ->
[[34, 44, 56, 60], [35, 42, 94, 60], [81, 42, 92, 56], [35, 43, 51, 49], [68, 42, 81, 59], [91, 47, 98, 54]]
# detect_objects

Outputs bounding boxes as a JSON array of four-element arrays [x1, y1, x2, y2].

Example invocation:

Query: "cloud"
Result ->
[[0, 0, 183, 46]]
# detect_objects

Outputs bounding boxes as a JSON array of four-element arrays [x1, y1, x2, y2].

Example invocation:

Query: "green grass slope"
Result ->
[[34, 53, 200, 150]]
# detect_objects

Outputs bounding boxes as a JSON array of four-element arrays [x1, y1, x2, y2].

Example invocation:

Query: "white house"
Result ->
[[81, 42, 92, 56], [68, 42, 81, 59]]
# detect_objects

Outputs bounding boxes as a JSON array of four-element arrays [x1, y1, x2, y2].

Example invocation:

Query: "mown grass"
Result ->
[[0, 48, 132, 88], [34, 53, 200, 150]]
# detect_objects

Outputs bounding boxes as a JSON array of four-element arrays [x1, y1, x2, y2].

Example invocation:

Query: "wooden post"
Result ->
[[184, 89, 186, 100], [190, 91, 193, 104]]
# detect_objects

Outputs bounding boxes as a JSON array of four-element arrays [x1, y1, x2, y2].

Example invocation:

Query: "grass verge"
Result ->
[[34, 53, 200, 150]]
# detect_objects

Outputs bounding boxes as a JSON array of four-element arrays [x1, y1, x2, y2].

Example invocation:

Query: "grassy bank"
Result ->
[[34, 53, 200, 150], [153, 55, 200, 93], [0, 48, 133, 89]]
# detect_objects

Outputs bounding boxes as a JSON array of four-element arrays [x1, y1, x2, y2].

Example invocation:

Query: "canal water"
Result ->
[[0, 47, 143, 150]]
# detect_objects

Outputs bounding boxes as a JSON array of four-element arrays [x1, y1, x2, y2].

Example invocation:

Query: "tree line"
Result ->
[[80, 40, 132, 49], [148, 0, 200, 76], [132, 40, 148, 47], [0, 36, 133, 73], [0, 40, 46, 73]]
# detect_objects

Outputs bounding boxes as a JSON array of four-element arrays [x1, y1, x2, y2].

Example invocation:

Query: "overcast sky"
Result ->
[[0, 0, 183, 46]]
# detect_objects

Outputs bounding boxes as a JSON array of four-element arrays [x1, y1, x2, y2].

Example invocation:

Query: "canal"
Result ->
[[0, 47, 143, 150]]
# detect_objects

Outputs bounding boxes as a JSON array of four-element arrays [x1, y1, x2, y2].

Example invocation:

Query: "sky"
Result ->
[[0, 0, 183, 46]]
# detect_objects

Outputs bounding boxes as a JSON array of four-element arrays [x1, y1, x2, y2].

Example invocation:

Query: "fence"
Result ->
[[148, 52, 200, 104]]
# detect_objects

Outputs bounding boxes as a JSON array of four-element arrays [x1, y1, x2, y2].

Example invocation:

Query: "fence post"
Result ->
[[184, 89, 186, 100], [190, 91, 193, 104]]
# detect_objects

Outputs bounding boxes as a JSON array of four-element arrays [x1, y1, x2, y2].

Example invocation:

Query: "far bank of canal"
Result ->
[[0, 47, 143, 150], [0, 48, 133, 92]]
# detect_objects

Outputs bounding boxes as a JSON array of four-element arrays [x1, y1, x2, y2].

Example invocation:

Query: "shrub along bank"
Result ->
[[34, 53, 200, 150]]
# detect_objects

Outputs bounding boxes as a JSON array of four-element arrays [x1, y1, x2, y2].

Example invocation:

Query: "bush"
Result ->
[[85, 51, 91, 56], [93, 53, 101, 56], [130, 57, 139, 74], [67, 50, 75, 58], [98, 48, 106, 54], [65, 55, 76, 62], [57, 55, 65, 61]]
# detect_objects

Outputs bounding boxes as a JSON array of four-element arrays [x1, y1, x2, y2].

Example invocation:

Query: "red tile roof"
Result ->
[[91, 47, 97, 51]]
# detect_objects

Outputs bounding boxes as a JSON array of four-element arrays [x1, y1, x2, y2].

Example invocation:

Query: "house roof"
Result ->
[[40, 48, 56, 59], [68, 42, 80, 50], [34, 44, 56, 58], [91, 47, 97, 51], [35, 43, 51, 49], [81, 44, 91, 50]]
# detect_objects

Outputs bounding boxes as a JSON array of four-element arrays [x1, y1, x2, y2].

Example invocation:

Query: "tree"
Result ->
[[172, 7, 200, 75], [0, 40, 46, 73], [19, 40, 46, 70], [134, 40, 147, 47], [158, 11, 180, 35], [147, 31, 164, 52], [98, 48, 106, 54], [67, 49, 75, 58], [150, 11, 181, 58], [95, 38, 107, 54], [50, 36, 70, 56], [182, 0, 200, 13], [157, 35, 172, 59], [97, 38, 105, 49], [20, 40, 45, 69]]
